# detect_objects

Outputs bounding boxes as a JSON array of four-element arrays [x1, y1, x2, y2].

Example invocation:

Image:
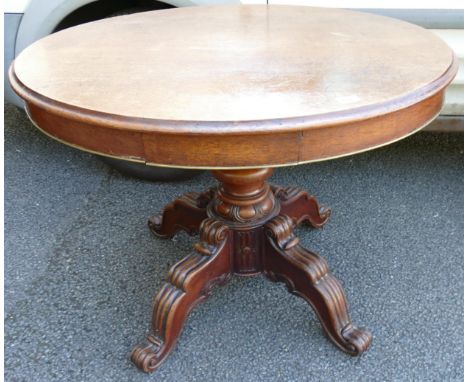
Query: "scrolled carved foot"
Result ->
[[131, 218, 232, 373], [148, 188, 215, 238], [263, 215, 372, 356], [130, 335, 164, 373], [341, 323, 373, 355], [148, 213, 166, 237], [272, 185, 331, 228]]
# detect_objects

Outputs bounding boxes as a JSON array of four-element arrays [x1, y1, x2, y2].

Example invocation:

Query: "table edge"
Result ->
[[23, 106, 441, 170], [9, 53, 458, 135]]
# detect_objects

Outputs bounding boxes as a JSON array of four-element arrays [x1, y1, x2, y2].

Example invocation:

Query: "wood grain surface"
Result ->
[[9, 5, 457, 168]]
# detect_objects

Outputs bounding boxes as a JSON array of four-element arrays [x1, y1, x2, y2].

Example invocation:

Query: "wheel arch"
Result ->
[[14, 0, 199, 55]]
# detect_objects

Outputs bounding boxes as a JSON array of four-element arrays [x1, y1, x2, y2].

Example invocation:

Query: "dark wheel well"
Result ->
[[54, 0, 174, 32]]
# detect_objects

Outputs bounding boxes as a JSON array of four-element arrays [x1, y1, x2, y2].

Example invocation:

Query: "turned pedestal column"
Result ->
[[131, 169, 372, 372]]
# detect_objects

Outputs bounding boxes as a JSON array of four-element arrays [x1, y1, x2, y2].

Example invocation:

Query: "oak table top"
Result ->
[[10, 5, 456, 169]]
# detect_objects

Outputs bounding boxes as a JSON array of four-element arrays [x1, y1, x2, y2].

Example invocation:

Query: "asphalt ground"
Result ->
[[4, 103, 463, 381]]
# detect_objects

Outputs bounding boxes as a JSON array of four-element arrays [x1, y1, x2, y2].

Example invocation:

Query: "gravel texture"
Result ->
[[4, 103, 463, 381]]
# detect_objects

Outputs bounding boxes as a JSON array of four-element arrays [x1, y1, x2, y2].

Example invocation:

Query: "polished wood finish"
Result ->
[[8, 4, 457, 375], [264, 215, 371, 355], [132, 218, 232, 372], [9, 5, 457, 169], [147, 189, 213, 238], [131, 169, 372, 372], [272, 185, 331, 228]]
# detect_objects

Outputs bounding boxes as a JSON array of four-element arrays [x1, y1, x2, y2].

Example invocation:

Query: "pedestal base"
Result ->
[[131, 169, 372, 373]]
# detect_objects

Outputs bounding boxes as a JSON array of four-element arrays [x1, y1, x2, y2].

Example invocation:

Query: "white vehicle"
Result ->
[[5, 1, 463, 178]]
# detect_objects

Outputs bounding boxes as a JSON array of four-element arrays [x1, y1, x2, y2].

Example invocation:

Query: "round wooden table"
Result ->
[[10, 5, 457, 373]]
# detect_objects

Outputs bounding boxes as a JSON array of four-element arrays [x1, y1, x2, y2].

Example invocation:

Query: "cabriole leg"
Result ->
[[263, 215, 372, 355], [131, 218, 232, 372], [148, 188, 214, 238], [271, 185, 331, 228]]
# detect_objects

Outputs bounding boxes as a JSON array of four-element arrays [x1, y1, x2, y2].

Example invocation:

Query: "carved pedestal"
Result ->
[[131, 169, 372, 373]]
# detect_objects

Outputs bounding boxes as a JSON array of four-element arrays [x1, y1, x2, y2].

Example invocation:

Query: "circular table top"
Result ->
[[10, 5, 457, 169]]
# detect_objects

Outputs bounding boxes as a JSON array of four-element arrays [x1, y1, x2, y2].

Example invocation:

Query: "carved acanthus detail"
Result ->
[[232, 228, 263, 275], [210, 168, 278, 225], [210, 190, 276, 223], [133, 170, 371, 374]]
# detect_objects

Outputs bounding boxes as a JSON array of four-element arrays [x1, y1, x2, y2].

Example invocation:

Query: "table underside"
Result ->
[[130, 168, 372, 373]]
